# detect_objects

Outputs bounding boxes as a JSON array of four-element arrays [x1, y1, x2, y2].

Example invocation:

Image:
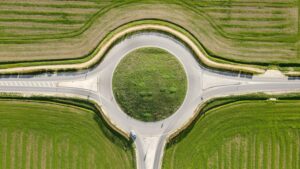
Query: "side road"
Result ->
[[0, 23, 265, 75]]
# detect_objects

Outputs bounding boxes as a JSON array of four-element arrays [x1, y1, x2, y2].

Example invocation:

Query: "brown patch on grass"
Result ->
[[216, 148, 221, 169], [170, 146, 178, 169], [41, 139, 47, 169], [25, 134, 33, 169], [17, 132, 24, 169], [0, 21, 83, 30], [9, 132, 16, 169], [48, 139, 53, 169], [56, 142, 62, 169], [71, 146, 79, 169], [242, 138, 248, 169], [252, 135, 256, 169], [296, 132, 300, 169], [87, 150, 96, 169], [226, 141, 232, 168], [267, 139, 272, 169], [32, 135, 38, 169], [280, 136, 287, 169], [287, 140, 293, 169], [5, 0, 100, 6], [1, 131, 7, 169], [62, 139, 70, 169], [0, 5, 98, 15], [221, 144, 225, 169], [234, 135, 241, 169], [275, 141, 280, 169], [207, 151, 217, 168], [258, 142, 263, 169]]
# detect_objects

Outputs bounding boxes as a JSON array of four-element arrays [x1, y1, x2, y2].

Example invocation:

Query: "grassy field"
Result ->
[[0, 0, 298, 71], [163, 99, 300, 169], [112, 47, 187, 121], [0, 99, 135, 169]]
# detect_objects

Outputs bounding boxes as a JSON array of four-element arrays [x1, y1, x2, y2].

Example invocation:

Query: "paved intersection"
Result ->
[[0, 33, 300, 169]]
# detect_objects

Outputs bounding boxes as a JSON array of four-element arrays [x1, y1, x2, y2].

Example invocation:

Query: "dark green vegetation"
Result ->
[[0, 97, 134, 169], [113, 47, 187, 121], [0, 0, 299, 72], [163, 97, 300, 169]]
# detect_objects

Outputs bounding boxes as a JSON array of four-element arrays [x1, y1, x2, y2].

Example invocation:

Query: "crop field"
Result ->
[[0, 0, 298, 70], [0, 99, 134, 169], [163, 100, 300, 169]]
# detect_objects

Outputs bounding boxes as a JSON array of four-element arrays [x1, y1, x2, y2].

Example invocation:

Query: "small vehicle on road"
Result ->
[[130, 130, 137, 141]]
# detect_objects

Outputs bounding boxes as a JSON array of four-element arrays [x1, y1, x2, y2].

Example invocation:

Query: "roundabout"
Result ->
[[0, 32, 299, 169], [98, 32, 202, 136]]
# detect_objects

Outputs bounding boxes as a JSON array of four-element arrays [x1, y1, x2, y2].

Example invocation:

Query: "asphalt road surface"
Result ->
[[0, 33, 300, 169]]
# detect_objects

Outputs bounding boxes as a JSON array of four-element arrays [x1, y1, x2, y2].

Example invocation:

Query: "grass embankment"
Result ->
[[113, 47, 187, 121], [163, 98, 300, 169], [0, 98, 135, 169], [0, 0, 298, 72]]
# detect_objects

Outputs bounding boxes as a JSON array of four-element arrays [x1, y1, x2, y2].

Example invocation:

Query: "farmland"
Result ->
[[113, 47, 187, 121], [0, 0, 298, 71], [0, 1, 300, 168], [163, 99, 300, 169], [0, 99, 134, 169]]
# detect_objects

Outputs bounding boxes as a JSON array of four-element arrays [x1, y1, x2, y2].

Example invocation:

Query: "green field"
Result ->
[[163, 99, 300, 169], [0, 0, 298, 71], [113, 47, 187, 121], [0, 99, 134, 169]]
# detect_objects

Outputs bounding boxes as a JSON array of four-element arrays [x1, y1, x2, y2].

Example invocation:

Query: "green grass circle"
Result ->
[[112, 47, 187, 121]]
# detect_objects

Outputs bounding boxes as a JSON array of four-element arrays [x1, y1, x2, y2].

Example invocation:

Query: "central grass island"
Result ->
[[113, 47, 187, 121]]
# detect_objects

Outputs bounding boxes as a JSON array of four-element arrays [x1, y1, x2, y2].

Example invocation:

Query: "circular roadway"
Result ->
[[98, 33, 202, 137]]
